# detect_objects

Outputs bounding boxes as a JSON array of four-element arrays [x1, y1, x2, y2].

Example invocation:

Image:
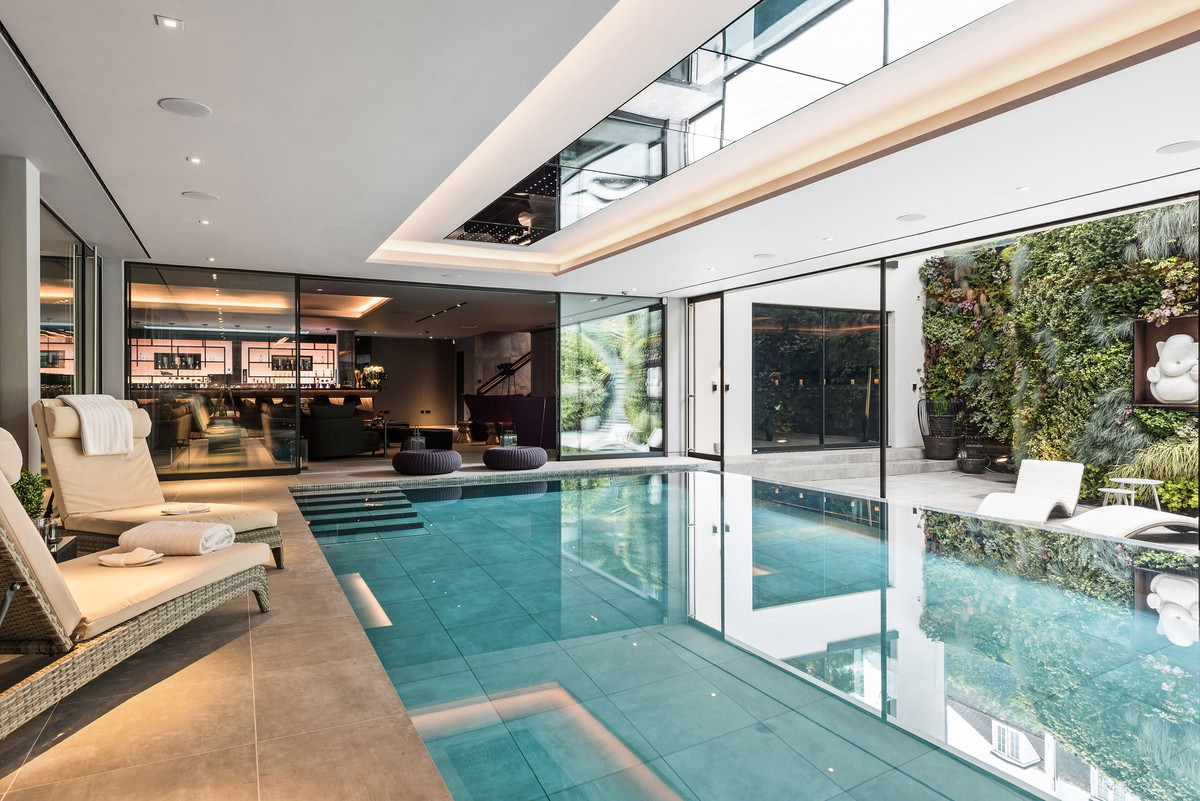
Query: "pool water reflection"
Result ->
[[291, 472, 1199, 801]]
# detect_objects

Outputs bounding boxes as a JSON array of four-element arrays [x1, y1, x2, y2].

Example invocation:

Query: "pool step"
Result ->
[[300, 499, 413, 515], [724, 447, 958, 484], [308, 519, 426, 537], [293, 487, 426, 537]]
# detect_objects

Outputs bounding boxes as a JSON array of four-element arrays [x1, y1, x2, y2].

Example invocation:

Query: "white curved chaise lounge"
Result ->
[[1065, 506, 1200, 541], [976, 459, 1085, 523], [32, 398, 283, 568]]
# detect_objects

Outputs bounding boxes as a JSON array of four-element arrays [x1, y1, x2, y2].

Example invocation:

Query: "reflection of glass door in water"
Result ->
[[687, 296, 722, 458]]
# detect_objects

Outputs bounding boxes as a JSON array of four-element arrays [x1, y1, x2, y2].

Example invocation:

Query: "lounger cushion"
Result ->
[[0, 428, 22, 484], [60, 542, 270, 640], [0, 429, 85, 635], [65, 503, 278, 537], [1065, 506, 1200, 538], [43, 402, 152, 439], [33, 400, 164, 519]]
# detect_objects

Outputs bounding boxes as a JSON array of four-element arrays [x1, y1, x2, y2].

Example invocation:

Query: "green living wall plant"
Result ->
[[920, 201, 1199, 512], [559, 330, 610, 431]]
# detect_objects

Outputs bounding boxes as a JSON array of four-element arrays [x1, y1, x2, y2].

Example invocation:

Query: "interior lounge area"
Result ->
[[1, 2, 1199, 801], [123, 270, 666, 476]]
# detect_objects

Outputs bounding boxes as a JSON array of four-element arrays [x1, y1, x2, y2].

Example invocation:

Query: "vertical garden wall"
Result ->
[[920, 200, 1199, 512]]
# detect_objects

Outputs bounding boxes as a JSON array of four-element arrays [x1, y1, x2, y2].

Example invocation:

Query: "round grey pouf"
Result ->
[[483, 446, 548, 471], [392, 449, 462, 476]]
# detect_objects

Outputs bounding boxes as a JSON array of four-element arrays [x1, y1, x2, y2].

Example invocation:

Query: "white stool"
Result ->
[[1100, 488, 1134, 506]]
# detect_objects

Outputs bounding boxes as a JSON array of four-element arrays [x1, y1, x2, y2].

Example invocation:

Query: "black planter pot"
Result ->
[[922, 435, 960, 460]]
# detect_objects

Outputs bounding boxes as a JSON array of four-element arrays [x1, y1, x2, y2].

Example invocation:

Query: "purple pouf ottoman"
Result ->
[[483, 446, 547, 471], [392, 449, 462, 476]]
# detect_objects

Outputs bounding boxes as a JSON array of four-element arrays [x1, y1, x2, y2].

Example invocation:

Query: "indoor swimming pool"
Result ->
[[290, 472, 1200, 801]]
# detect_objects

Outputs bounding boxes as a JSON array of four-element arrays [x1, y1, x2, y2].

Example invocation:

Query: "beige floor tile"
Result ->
[[253, 656, 403, 741], [250, 615, 376, 673], [3, 744, 258, 801], [64, 628, 252, 704], [0, 709, 52, 790], [10, 674, 255, 789], [257, 715, 452, 801], [249, 579, 354, 629]]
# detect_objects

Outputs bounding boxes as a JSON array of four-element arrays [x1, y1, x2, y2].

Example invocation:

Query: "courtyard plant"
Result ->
[[920, 201, 1199, 512]]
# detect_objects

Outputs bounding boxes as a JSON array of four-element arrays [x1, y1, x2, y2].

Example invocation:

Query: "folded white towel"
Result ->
[[99, 547, 164, 567], [162, 503, 211, 515], [61, 394, 133, 455], [119, 521, 235, 555]]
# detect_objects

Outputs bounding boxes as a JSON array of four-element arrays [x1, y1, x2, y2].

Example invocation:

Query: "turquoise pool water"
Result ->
[[291, 472, 1200, 801]]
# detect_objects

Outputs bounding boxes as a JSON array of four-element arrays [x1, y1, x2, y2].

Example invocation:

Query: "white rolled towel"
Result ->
[[119, 520, 235, 555]]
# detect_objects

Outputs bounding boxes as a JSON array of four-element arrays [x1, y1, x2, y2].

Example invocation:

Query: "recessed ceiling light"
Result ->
[[1015, 185, 1032, 192], [753, 253, 775, 259], [186, 156, 203, 164], [1156, 140, 1200, 154], [182, 191, 219, 201], [316, 288, 323, 292], [706, 267, 717, 272], [207, 257, 216, 262], [157, 98, 212, 117], [198, 219, 211, 225], [823, 236, 835, 242], [154, 15, 183, 30], [896, 213, 926, 222]]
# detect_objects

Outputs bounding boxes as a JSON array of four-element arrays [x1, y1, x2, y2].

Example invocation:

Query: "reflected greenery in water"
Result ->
[[561, 475, 667, 599], [921, 512, 1200, 800]]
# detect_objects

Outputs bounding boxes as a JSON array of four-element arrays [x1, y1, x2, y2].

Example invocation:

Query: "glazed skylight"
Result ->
[[449, 0, 1011, 247]]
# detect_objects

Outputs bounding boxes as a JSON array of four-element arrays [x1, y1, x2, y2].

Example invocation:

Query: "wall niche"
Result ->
[[1133, 313, 1199, 407]]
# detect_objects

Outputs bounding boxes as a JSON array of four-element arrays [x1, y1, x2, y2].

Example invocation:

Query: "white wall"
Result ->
[[99, 257, 126, 397], [722, 263, 924, 457], [0, 157, 41, 467], [664, 297, 686, 456]]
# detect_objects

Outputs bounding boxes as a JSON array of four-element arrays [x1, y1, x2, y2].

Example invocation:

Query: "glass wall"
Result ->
[[40, 206, 94, 397], [127, 263, 299, 476], [752, 304, 881, 450], [560, 294, 664, 456]]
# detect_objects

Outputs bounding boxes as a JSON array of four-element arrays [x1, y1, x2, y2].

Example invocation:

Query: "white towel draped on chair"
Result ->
[[119, 521, 236, 555], [61, 394, 133, 455]]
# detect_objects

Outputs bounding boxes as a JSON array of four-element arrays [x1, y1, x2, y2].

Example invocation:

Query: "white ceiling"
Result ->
[[1, 0, 1199, 300]]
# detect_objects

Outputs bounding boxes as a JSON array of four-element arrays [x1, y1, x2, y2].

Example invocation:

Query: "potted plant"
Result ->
[[11, 468, 46, 520]]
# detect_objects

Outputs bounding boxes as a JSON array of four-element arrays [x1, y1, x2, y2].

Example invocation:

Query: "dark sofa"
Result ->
[[302, 402, 382, 460]]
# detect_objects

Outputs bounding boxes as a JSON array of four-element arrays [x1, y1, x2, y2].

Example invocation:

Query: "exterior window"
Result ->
[[994, 723, 1020, 761], [1091, 773, 1133, 801], [560, 295, 663, 456]]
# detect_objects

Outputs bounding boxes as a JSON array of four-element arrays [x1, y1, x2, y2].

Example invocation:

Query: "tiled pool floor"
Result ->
[[294, 481, 1038, 801]]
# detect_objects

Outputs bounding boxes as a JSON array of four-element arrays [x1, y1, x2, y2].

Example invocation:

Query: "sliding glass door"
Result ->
[[751, 304, 880, 451]]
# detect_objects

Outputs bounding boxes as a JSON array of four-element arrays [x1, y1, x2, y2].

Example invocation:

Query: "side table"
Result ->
[[1110, 477, 1164, 510], [51, 535, 77, 563]]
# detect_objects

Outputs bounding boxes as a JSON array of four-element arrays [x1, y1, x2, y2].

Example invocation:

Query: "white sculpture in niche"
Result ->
[[1146, 333, 1199, 405], [1146, 573, 1200, 648]]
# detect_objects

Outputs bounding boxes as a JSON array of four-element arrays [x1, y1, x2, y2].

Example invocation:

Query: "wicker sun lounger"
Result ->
[[0, 427, 271, 739], [32, 398, 284, 568]]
